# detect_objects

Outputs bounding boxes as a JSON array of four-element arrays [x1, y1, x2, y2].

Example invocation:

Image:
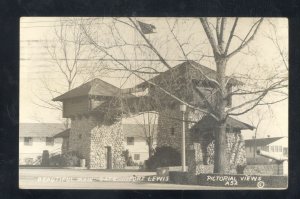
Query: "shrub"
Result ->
[[145, 146, 181, 171], [122, 150, 135, 166], [49, 151, 81, 167]]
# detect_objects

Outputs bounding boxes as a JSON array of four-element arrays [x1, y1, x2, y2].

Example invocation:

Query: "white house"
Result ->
[[245, 136, 288, 162], [122, 124, 157, 164], [19, 123, 65, 165]]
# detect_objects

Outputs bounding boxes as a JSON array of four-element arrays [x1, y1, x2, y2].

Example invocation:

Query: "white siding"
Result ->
[[19, 137, 63, 165], [268, 137, 288, 157], [124, 137, 157, 164], [245, 137, 288, 159]]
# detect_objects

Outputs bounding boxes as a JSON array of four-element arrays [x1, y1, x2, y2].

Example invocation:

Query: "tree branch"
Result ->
[[227, 18, 264, 58], [199, 17, 221, 56], [224, 18, 238, 55]]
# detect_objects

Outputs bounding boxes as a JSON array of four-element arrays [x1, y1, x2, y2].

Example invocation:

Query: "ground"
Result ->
[[19, 168, 205, 190], [19, 168, 283, 190]]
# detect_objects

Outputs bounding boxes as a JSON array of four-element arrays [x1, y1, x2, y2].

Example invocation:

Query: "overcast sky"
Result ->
[[19, 17, 288, 139]]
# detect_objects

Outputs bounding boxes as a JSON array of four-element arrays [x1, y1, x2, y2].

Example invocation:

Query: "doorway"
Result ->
[[105, 146, 112, 169]]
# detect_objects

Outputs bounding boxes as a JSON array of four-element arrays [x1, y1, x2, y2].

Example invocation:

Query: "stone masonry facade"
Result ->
[[156, 107, 205, 153], [68, 115, 125, 169], [187, 131, 247, 175], [157, 105, 247, 173], [90, 121, 125, 169]]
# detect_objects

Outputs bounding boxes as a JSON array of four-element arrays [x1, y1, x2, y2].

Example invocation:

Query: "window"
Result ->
[[46, 137, 54, 146], [134, 154, 140, 160], [274, 146, 278, 152], [278, 146, 282, 152], [265, 146, 269, 152], [127, 137, 134, 145], [24, 137, 33, 146], [270, 146, 274, 152], [170, 127, 175, 136], [261, 146, 269, 152]]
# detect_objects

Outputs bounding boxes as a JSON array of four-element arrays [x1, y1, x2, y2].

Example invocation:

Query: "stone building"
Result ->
[[53, 79, 135, 169], [54, 123, 158, 165], [53, 61, 253, 170], [133, 61, 253, 171]]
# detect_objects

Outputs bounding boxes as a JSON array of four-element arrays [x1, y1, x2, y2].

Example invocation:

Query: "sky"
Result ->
[[19, 17, 288, 140]]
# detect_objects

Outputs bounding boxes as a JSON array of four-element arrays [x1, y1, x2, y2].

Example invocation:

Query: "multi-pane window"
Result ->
[[46, 137, 54, 146], [24, 137, 33, 146], [134, 154, 140, 160], [269, 145, 283, 153], [127, 137, 134, 145]]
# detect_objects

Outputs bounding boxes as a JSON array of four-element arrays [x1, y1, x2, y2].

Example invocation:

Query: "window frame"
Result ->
[[127, 137, 134, 145], [134, 154, 140, 161], [24, 137, 33, 146]]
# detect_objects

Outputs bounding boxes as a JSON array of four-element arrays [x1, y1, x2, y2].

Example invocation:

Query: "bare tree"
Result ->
[[248, 109, 266, 158], [130, 111, 158, 158], [34, 18, 105, 128], [80, 17, 288, 173]]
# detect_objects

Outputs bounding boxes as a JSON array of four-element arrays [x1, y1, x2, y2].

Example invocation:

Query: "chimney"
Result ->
[[267, 135, 270, 138]]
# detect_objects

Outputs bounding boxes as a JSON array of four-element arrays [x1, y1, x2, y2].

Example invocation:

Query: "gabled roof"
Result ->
[[123, 124, 158, 138], [53, 78, 133, 101], [245, 137, 286, 147], [136, 61, 242, 88], [191, 115, 254, 132], [52, 124, 158, 139], [19, 123, 65, 137], [53, 128, 70, 138]]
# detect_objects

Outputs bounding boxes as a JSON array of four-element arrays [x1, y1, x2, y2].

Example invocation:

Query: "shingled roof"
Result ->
[[53, 78, 134, 101], [191, 115, 254, 132], [245, 137, 286, 147], [19, 123, 65, 137], [136, 61, 242, 88]]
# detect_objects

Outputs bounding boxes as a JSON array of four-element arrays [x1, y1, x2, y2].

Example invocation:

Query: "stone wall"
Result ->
[[90, 121, 125, 169], [69, 115, 125, 169], [157, 108, 189, 152], [157, 108, 205, 152], [69, 116, 96, 166], [187, 131, 247, 174], [205, 132, 247, 170]]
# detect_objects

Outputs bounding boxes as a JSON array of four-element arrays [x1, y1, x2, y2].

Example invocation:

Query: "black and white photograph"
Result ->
[[19, 17, 288, 190]]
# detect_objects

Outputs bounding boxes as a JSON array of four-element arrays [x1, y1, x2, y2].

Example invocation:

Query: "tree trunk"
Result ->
[[213, 56, 229, 173], [148, 137, 154, 158], [213, 122, 228, 173]]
